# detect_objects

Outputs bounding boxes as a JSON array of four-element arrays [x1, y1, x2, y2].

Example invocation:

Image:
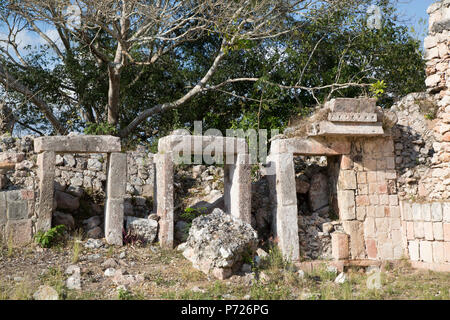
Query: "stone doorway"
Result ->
[[155, 134, 252, 249], [266, 98, 402, 263], [33, 135, 126, 246]]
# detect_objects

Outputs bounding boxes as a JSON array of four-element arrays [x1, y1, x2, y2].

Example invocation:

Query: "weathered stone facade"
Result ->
[[0, 134, 155, 245]]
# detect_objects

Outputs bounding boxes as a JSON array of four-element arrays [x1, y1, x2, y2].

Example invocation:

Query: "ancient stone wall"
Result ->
[[0, 134, 155, 243], [336, 137, 403, 261], [401, 201, 450, 269], [422, 0, 450, 199], [388, 0, 450, 271]]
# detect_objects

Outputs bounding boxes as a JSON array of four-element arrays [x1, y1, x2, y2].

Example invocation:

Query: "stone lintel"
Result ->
[[158, 135, 248, 156], [310, 121, 384, 137], [34, 135, 121, 153], [270, 137, 351, 156], [328, 112, 378, 123]]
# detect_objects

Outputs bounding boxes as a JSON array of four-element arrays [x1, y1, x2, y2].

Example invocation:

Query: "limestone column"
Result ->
[[105, 152, 127, 245], [266, 152, 300, 261], [36, 151, 55, 232], [224, 153, 251, 225], [155, 152, 174, 248]]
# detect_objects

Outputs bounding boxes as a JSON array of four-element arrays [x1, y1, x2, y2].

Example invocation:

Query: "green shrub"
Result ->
[[34, 225, 66, 248]]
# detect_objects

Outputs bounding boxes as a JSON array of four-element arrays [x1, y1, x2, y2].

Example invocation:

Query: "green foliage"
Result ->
[[83, 122, 117, 135], [369, 80, 387, 99], [1, 1, 426, 138], [117, 288, 135, 300], [34, 225, 65, 248], [180, 207, 207, 223]]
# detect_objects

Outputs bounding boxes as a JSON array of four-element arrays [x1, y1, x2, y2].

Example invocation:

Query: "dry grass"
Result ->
[[0, 241, 449, 300], [285, 107, 330, 138]]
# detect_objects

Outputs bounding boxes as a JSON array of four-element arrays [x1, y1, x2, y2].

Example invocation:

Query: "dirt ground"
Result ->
[[0, 238, 449, 300]]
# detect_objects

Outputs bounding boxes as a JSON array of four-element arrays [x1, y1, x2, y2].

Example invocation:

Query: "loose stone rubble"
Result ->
[[180, 208, 258, 279]]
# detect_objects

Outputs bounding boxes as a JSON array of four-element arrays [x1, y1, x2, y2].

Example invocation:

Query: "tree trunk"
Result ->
[[107, 66, 121, 126]]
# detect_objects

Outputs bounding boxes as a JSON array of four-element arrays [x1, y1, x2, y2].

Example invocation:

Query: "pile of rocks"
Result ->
[[390, 93, 437, 199], [180, 208, 258, 279]]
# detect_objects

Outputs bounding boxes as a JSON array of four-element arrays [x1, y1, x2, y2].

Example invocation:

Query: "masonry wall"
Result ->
[[336, 137, 403, 261], [401, 201, 450, 268], [423, 0, 450, 199], [0, 134, 155, 243]]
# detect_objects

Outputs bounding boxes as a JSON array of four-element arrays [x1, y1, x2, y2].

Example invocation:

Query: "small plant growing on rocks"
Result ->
[[34, 225, 66, 248], [117, 287, 134, 300]]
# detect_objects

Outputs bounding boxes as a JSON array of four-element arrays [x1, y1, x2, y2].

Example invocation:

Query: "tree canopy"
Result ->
[[0, 0, 425, 146]]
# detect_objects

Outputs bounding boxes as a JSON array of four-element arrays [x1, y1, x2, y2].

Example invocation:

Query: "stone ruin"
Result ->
[[0, 0, 449, 278]]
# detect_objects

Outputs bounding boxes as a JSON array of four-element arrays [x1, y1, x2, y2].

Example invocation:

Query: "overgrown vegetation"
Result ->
[[34, 225, 66, 248]]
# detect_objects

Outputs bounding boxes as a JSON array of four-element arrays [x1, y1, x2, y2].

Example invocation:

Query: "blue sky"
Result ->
[[396, 0, 436, 44]]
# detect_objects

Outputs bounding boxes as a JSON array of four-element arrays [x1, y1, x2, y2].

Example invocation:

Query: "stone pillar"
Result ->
[[105, 152, 126, 245], [332, 232, 349, 260], [155, 152, 174, 248], [36, 151, 55, 232], [224, 153, 251, 225], [266, 152, 300, 261]]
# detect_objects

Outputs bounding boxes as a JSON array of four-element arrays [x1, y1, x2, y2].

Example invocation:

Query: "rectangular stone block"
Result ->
[[414, 221, 424, 239], [312, 121, 384, 137], [224, 154, 251, 224], [433, 242, 445, 263], [36, 151, 55, 232], [424, 222, 434, 240], [419, 241, 433, 263], [389, 195, 399, 206], [266, 153, 296, 207], [422, 203, 432, 221], [104, 198, 124, 246], [365, 238, 378, 259], [433, 222, 444, 240], [431, 202, 443, 222], [328, 112, 378, 122], [408, 240, 420, 261], [445, 242, 450, 263], [332, 232, 349, 260], [356, 195, 369, 207], [158, 135, 247, 157], [338, 170, 356, 190], [273, 204, 300, 261], [390, 206, 400, 218], [0, 192, 6, 225], [155, 153, 174, 249], [342, 221, 365, 259], [106, 152, 127, 198], [364, 217, 376, 239], [412, 203, 422, 221], [270, 137, 350, 156], [356, 207, 366, 221], [7, 200, 28, 220], [357, 172, 367, 183], [444, 223, 450, 242], [375, 217, 389, 231], [5, 219, 32, 246], [379, 242, 394, 260], [407, 221, 415, 240], [325, 98, 377, 113], [401, 201, 412, 221], [337, 190, 355, 220], [340, 155, 353, 170], [444, 203, 450, 222], [34, 135, 121, 153]]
